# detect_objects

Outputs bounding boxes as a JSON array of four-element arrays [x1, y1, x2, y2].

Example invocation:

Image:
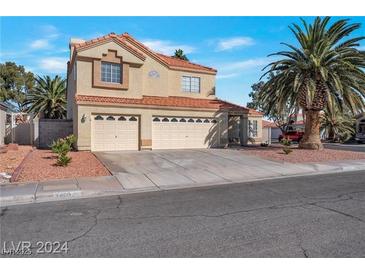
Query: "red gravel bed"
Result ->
[[0, 145, 32, 174], [15, 149, 110, 182], [241, 145, 365, 163]]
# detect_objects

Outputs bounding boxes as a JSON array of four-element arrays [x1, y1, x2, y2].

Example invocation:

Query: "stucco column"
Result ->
[[140, 110, 152, 150], [240, 114, 248, 145]]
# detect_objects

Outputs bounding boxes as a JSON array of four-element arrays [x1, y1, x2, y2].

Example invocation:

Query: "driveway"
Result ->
[[324, 143, 365, 153], [93, 149, 327, 190]]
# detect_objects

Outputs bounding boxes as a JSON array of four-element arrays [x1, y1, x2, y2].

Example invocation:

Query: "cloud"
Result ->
[[217, 73, 239, 79], [38, 57, 68, 73], [30, 39, 51, 50], [39, 24, 60, 39], [141, 39, 195, 55], [358, 46, 365, 50], [218, 57, 272, 72], [216, 37, 255, 51]]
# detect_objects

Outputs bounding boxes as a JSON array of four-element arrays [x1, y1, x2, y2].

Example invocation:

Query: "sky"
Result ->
[[1, 16, 365, 106]]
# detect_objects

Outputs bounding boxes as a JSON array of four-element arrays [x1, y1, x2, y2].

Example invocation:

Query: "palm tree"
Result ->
[[173, 49, 189, 61], [23, 75, 66, 119], [260, 17, 365, 150], [321, 105, 355, 143]]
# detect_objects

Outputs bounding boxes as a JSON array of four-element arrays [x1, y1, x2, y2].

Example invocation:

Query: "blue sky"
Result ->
[[1, 16, 364, 105]]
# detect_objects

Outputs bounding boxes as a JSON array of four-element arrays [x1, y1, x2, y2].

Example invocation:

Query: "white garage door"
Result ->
[[92, 114, 139, 151], [152, 116, 219, 149]]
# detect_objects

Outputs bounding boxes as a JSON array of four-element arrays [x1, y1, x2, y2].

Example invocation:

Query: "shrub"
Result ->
[[51, 134, 76, 167], [281, 137, 293, 155], [56, 154, 72, 166], [282, 147, 293, 155]]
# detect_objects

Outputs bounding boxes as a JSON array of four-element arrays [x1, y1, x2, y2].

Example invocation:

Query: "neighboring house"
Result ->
[[0, 102, 7, 146], [355, 113, 365, 143], [67, 33, 262, 151], [262, 120, 277, 143]]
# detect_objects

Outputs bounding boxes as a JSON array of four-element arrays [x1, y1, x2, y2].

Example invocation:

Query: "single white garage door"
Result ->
[[152, 116, 219, 149], [91, 114, 139, 151]]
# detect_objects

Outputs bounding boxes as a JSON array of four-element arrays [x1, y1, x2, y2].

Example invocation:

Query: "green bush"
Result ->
[[56, 154, 72, 166], [281, 138, 292, 146], [51, 134, 76, 167], [281, 137, 293, 155], [283, 147, 293, 155]]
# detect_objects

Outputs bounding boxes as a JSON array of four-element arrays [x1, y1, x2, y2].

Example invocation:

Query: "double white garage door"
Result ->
[[91, 114, 219, 151], [152, 117, 219, 149]]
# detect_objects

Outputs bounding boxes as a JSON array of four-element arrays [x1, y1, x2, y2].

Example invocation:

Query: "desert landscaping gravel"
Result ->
[[242, 145, 365, 163], [0, 145, 32, 174], [15, 149, 110, 182]]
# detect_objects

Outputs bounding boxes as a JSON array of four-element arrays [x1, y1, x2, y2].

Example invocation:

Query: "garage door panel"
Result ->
[[152, 117, 219, 149], [92, 115, 139, 151]]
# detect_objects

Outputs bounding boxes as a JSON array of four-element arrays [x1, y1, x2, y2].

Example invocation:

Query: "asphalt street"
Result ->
[[1, 171, 365, 257]]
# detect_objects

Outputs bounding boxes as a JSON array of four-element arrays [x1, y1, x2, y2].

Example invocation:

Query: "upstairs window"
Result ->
[[182, 76, 200, 93], [101, 62, 121, 83]]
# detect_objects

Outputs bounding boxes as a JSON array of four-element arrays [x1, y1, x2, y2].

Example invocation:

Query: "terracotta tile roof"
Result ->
[[72, 33, 146, 61], [263, 120, 277, 128], [247, 108, 263, 116], [155, 53, 217, 73], [75, 95, 249, 112], [101, 32, 217, 74]]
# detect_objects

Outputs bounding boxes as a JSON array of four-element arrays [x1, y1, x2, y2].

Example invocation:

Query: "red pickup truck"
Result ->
[[278, 126, 305, 143]]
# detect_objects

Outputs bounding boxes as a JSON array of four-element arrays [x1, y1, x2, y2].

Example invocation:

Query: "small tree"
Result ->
[[0, 62, 35, 111], [173, 49, 189, 61]]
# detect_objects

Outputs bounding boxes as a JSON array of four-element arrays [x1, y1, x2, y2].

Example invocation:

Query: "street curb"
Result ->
[[2, 163, 365, 207]]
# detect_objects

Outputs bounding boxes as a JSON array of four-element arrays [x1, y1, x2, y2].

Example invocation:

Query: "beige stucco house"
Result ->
[[67, 33, 262, 151]]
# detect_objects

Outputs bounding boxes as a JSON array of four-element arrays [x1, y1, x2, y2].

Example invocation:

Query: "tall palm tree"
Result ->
[[23, 75, 66, 119], [260, 17, 365, 150], [173, 49, 189, 61]]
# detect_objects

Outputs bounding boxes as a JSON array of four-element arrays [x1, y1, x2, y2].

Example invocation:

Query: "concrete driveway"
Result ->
[[93, 149, 324, 190]]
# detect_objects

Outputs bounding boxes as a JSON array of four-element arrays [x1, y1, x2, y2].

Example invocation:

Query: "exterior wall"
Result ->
[[168, 70, 216, 99], [247, 116, 263, 143], [75, 104, 228, 150], [38, 119, 73, 148], [0, 108, 6, 145], [67, 61, 76, 119], [262, 127, 272, 144], [76, 59, 143, 99], [71, 40, 216, 100]]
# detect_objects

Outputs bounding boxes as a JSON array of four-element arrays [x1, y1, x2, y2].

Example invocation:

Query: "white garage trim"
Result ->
[[91, 114, 139, 151], [152, 116, 220, 149]]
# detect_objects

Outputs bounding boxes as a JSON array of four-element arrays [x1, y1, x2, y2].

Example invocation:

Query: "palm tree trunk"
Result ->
[[299, 110, 324, 150]]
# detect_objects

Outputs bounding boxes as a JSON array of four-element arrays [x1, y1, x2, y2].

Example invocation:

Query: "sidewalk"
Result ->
[[1, 159, 365, 207]]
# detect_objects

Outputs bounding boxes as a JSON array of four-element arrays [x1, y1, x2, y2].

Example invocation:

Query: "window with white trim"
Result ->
[[181, 76, 200, 93], [101, 62, 121, 83]]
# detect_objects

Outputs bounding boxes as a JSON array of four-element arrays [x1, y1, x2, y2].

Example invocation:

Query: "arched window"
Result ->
[[153, 117, 160, 122], [118, 116, 126, 121], [94, 115, 103, 120], [196, 119, 202, 123], [188, 118, 194, 123], [180, 118, 186, 122], [204, 119, 210, 123], [211, 119, 217, 124], [106, 116, 115, 120], [171, 118, 178, 122], [129, 116, 137, 121], [162, 117, 169, 122]]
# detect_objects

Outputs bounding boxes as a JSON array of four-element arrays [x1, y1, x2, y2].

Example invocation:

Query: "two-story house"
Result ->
[[67, 33, 262, 151]]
